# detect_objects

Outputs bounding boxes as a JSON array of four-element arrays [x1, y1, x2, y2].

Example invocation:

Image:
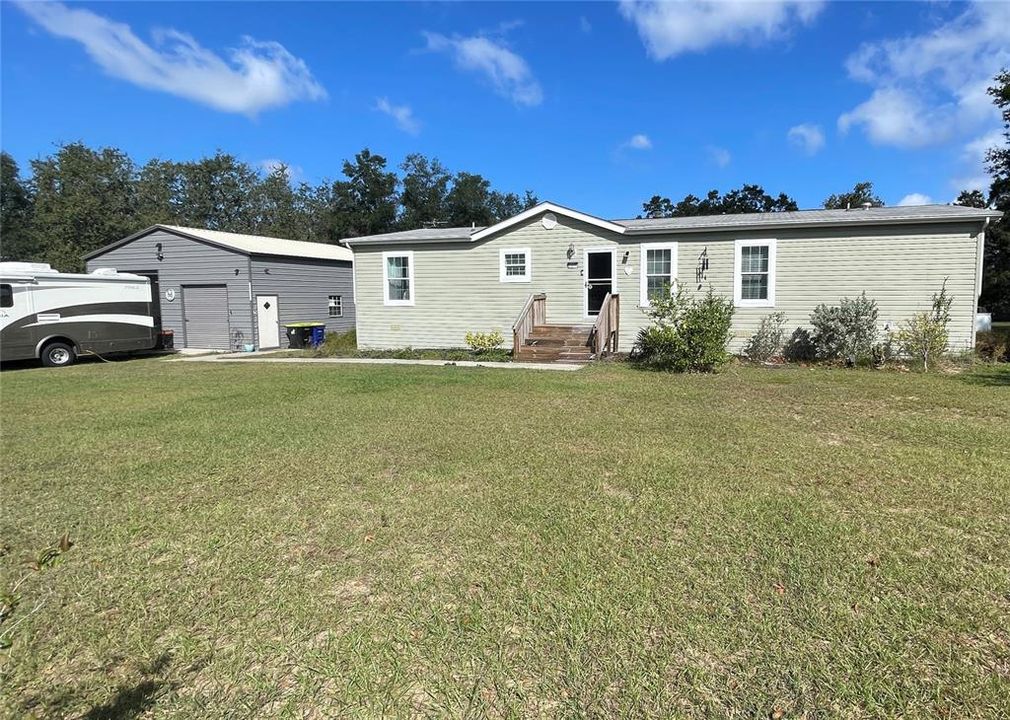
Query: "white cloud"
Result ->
[[423, 31, 542, 106], [626, 133, 652, 150], [839, 2, 1010, 148], [17, 1, 326, 116], [375, 97, 420, 135], [896, 193, 933, 207], [579, 16, 592, 34], [787, 123, 825, 155], [707, 145, 731, 168], [617, 0, 824, 59], [838, 88, 950, 148]]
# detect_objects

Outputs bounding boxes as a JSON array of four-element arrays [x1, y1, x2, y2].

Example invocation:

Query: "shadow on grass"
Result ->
[[958, 367, 1010, 387], [21, 653, 174, 720], [82, 653, 173, 720]]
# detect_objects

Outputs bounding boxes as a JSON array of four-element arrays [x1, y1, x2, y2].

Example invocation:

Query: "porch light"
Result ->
[[155, 242, 164, 261], [566, 243, 575, 260]]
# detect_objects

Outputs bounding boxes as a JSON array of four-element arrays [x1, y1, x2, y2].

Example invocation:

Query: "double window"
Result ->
[[734, 239, 776, 307], [499, 248, 531, 282], [639, 243, 677, 306], [383, 251, 414, 306], [328, 295, 343, 317]]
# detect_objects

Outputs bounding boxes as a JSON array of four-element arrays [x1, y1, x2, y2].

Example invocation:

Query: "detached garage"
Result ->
[[85, 226, 354, 350]]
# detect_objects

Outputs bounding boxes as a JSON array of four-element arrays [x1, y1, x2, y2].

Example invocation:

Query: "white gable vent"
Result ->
[[541, 212, 558, 230]]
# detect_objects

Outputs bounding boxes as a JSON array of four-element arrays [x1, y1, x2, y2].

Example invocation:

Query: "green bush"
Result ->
[[809, 292, 879, 361], [464, 330, 504, 353], [783, 328, 816, 362], [896, 280, 953, 372], [976, 330, 1010, 362], [633, 287, 734, 372], [743, 312, 787, 361]]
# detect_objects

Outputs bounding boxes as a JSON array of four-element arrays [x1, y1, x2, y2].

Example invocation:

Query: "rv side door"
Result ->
[[0, 281, 37, 362]]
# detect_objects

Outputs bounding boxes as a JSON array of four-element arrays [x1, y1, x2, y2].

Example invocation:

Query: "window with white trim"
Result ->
[[383, 251, 414, 306], [499, 248, 531, 282], [734, 239, 776, 307], [639, 242, 677, 305], [328, 295, 343, 317]]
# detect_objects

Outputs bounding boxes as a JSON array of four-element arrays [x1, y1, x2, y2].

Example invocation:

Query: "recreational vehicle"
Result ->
[[0, 262, 156, 367]]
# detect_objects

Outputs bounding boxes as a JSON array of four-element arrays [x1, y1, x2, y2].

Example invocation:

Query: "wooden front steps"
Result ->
[[515, 324, 594, 363]]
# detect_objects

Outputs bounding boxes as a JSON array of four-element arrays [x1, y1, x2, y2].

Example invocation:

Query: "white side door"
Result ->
[[256, 295, 279, 349]]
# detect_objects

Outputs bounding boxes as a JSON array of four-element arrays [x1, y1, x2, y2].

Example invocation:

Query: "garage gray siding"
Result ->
[[249, 256, 355, 347], [85, 229, 253, 349]]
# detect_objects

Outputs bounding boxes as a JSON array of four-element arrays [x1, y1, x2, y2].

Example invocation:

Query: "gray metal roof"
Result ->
[[343, 226, 481, 245], [616, 204, 1001, 233], [86, 225, 353, 262], [322, 202, 1001, 248]]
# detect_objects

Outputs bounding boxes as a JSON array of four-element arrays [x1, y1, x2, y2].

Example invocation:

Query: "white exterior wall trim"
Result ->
[[472, 202, 627, 242], [499, 247, 532, 283], [733, 238, 777, 308], [639, 241, 678, 307], [382, 250, 415, 307]]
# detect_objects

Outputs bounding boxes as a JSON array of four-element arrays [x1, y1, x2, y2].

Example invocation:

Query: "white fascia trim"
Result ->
[[499, 247, 532, 283], [471, 201, 627, 242], [639, 241, 678, 307], [733, 238, 776, 308], [382, 250, 415, 306]]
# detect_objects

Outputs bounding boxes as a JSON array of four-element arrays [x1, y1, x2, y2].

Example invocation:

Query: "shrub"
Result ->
[[896, 280, 953, 372], [809, 292, 878, 361], [633, 287, 734, 372], [743, 312, 787, 361], [783, 328, 816, 362], [464, 330, 504, 354], [976, 330, 1009, 362]]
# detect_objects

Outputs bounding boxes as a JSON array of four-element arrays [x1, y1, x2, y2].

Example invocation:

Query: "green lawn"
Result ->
[[2, 359, 1009, 718]]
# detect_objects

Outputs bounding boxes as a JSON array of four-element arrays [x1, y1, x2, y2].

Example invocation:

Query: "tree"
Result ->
[[399, 153, 451, 229], [0, 152, 35, 261], [955, 189, 987, 209], [177, 151, 259, 232], [487, 189, 539, 222], [822, 181, 883, 209], [445, 172, 494, 227], [980, 68, 1010, 320], [329, 149, 398, 239], [640, 185, 797, 218], [29, 142, 137, 271], [134, 158, 184, 228], [249, 164, 299, 238]]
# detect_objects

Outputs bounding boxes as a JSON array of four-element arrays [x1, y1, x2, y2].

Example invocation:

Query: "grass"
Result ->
[[2, 359, 1009, 718]]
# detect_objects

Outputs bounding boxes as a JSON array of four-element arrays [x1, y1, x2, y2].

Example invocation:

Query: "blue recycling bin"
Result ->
[[310, 325, 325, 347]]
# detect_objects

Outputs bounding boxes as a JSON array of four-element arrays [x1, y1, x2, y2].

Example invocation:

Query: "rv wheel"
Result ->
[[41, 342, 76, 367]]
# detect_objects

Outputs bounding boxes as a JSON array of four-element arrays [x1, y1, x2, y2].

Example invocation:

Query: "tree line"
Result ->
[[0, 145, 539, 271]]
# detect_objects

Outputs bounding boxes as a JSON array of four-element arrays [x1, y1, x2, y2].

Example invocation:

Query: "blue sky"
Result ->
[[2, 1, 1007, 218]]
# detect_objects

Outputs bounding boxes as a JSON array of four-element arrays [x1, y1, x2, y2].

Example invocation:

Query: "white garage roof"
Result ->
[[86, 225, 353, 262]]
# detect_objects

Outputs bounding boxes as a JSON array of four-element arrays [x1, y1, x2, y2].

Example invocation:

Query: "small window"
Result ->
[[328, 295, 343, 318], [0, 284, 12, 308], [383, 251, 414, 306], [734, 239, 776, 307], [639, 243, 677, 305], [499, 248, 531, 282]]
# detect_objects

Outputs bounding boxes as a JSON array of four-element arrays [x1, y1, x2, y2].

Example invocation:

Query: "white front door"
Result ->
[[256, 295, 279, 349]]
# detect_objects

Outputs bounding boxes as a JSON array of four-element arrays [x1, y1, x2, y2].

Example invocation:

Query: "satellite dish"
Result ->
[[541, 212, 558, 230]]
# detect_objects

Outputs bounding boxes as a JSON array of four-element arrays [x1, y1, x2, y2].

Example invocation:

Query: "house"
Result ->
[[343, 202, 999, 360], [85, 226, 353, 350]]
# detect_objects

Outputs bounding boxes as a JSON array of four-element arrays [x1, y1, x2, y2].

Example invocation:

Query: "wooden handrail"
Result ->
[[590, 292, 620, 356], [512, 293, 546, 355]]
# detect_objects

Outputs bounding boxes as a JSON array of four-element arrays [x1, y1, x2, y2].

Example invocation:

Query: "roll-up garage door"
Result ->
[[182, 285, 230, 349]]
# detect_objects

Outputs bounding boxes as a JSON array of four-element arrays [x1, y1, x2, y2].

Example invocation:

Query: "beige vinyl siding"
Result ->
[[354, 213, 982, 352]]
